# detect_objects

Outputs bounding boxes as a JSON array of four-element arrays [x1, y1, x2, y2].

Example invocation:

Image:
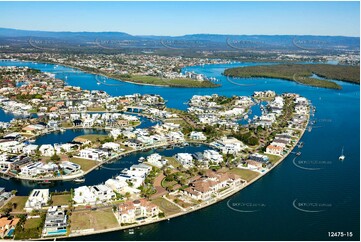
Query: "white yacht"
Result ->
[[339, 147, 345, 161]]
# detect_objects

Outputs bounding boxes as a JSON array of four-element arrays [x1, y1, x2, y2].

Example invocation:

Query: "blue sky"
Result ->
[[0, 1, 359, 36]]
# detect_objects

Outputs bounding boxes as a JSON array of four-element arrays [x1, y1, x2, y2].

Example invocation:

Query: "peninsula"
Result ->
[[0, 66, 311, 240], [223, 64, 360, 89]]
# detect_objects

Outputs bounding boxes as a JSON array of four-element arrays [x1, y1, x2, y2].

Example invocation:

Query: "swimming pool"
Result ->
[[6, 228, 14, 237], [46, 229, 67, 236]]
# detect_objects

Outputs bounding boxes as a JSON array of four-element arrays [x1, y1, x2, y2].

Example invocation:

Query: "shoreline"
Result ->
[[31, 113, 310, 241], [2, 59, 220, 89]]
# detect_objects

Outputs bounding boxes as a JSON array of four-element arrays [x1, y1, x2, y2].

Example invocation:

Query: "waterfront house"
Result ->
[[265, 145, 284, 156], [246, 160, 264, 170], [124, 139, 143, 149], [109, 129, 123, 139], [271, 138, 289, 148], [83, 118, 94, 128], [214, 137, 246, 155], [79, 148, 109, 161], [127, 164, 152, 177], [115, 199, 160, 225], [146, 153, 164, 168], [184, 179, 217, 201], [23, 144, 39, 155], [39, 144, 55, 157], [0, 217, 20, 239], [0, 140, 21, 153], [73, 185, 115, 204], [25, 189, 50, 212], [189, 131, 207, 141], [183, 172, 242, 201], [22, 124, 45, 135], [166, 131, 185, 143], [203, 150, 223, 165], [73, 186, 96, 204], [253, 90, 276, 98], [102, 142, 121, 151], [174, 153, 193, 168], [248, 153, 270, 163], [105, 178, 128, 193], [59, 161, 81, 174], [42, 206, 67, 237], [54, 143, 79, 153], [90, 184, 116, 202]]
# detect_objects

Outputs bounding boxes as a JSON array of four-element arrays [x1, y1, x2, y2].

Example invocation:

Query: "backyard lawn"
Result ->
[[165, 157, 180, 169], [70, 157, 98, 172], [229, 168, 260, 182], [151, 197, 181, 216], [7, 196, 27, 213], [51, 194, 72, 206], [265, 153, 282, 164], [14, 217, 44, 239], [70, 208, 118, 231]]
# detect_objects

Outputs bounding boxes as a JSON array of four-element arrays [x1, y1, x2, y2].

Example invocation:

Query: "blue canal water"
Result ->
[[33, 129, 108, 145], [0, 60, 359, 240]]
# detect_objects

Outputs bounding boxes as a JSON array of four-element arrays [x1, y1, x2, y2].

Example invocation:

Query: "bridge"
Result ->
[[125, 106, 147, 113]]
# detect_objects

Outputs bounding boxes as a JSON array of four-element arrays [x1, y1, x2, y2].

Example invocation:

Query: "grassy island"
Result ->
[[63, 65, 219, 88], [223, 64, 360, 89], [120, 75, 219, 88]]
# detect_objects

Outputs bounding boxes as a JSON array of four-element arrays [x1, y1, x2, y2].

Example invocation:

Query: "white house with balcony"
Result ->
[[25, 189, 50, 212], [39, 145, 55, 157], [174, 153, 193, 168], [189, 131, 207, 141]]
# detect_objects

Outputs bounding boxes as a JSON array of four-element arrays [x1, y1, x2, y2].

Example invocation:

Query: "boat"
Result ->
[[74, 178, 85, 183], [296, 152, 301, 156], [297, 142, 304, 149], [28, 139, 36, 143], [38, 180, 52, 184], [0, 174, 11, 180], [339, 147, 345, 161], [129, 229, 134, 235], [138, 157, 145, 163]]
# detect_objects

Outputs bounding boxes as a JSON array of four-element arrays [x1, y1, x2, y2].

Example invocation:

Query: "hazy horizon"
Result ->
[[0, 1, 359, 37]]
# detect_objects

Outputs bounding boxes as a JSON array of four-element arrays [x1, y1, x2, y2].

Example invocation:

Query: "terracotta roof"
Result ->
[[267, 145, 283, 151], [193, 179, 217, 193], [0, 217, 20, 228]]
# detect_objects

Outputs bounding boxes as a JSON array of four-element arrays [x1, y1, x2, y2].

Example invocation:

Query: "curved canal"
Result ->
[[0, 60, 359, 240]]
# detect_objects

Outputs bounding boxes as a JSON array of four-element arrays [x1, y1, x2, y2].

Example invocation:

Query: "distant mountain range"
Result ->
[[0, 27, 359, 53]]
